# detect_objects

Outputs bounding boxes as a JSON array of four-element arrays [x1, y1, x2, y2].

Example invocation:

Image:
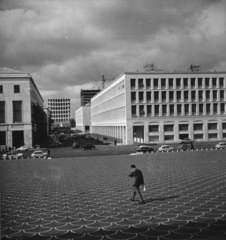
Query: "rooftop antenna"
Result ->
[[189, 64, 200, 72], [143, 62, 163, 72]]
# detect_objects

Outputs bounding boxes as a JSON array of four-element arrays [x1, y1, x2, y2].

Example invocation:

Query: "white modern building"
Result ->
[[47, 98, 71, 126], [91, 71, 226, 145], [0, 68, 47, 148], [75, 106, 91, 132]]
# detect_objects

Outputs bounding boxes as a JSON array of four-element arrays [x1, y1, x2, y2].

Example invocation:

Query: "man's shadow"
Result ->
[[144, 195, 180, 203]]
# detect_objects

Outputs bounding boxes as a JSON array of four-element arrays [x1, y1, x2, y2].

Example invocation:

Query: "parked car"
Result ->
[[178, 138, 194, 144], [215, 142, 226, 149], [31, 151, 48, 158], [2, 151, 23, 160], [72, 142, 82, 149], [80, 144, 96, 150], [178, 144, 190, 151], [17, 146, 29, 151], [135, 145, 154, 153], [158, 145, 174, 152]]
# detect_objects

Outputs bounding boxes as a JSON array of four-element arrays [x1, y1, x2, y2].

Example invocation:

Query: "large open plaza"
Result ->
[[1, 149, 226, 240]]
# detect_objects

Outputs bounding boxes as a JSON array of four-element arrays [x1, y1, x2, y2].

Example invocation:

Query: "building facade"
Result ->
[[47, 98, 71, 126], [75, 106, 91, 132], [0, 68, 47, 148], [80, 89, 100, 106], [91, 71, 226, 144]]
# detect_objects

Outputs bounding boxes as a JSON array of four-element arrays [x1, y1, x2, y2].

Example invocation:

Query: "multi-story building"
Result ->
[[91, 71, 226, 144], [0, 68, 47, 148], [47, 98, 71, 126], [80, 89, 100, 106], [75, 106, 91, 132]]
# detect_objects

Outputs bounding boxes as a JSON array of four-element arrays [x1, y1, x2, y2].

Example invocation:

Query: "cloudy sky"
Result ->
[[0, 0, 225, 114]]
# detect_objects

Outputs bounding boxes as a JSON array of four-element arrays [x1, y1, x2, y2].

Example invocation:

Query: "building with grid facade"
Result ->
[[47, 98, 71, 126], [91, 71, 226, 145], [80, 89, 100, 106]]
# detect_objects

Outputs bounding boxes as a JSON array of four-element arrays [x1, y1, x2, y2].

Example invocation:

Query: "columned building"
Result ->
[[47, 98, 71, 127], [0, 68, 47, 148], [91, 71, 226, 144], [75, 106, 91, 132]]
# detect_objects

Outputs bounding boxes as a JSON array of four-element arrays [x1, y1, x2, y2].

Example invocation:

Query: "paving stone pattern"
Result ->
[[1, 150, 226, 240]]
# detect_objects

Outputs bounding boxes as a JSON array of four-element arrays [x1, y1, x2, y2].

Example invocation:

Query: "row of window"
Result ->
[[131, 90, 226, 103], [148, 133, 226, 141], [148, 123, 226, 132], [131, 103, 226, 117], [48, 99, 70, 102], [51, 111, 70, 114], [52, 115, 70, 118], [130, 77, 225, 90], [54, 119, 70, 122], [0, 85, 20, 94], [49, 103, 70, 106], [0, 101, 22, 123]]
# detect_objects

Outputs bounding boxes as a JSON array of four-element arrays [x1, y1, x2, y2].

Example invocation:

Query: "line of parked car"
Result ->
[[72, 142, 96, 150], [2, 150, 49, 160]]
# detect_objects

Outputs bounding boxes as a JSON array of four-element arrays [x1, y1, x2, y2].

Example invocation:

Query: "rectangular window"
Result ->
[[161, 78, 166, 88], [212, 78, 217, 88], [219, 78, 224, 87], [169, 104, 174, 115], [199, 104, 203, 114], [131, 92, 136, 103], [176, 78, 181, 88], [205, 78, 210, 88], [179, 124, 188, 131], [192, 104, 196, 114], [183, 78, 188, 88], [169, 91, 174, 101], [139, 92, 144, 102], [155, 105, 159, 115], [130, 79, 136, 89], [223, 133, 226, 139], [191, 78, 196, 88], [0, 85, 3, 93], [206, 90, 210, 100], [149, 125, 159, 132], [206, 103, 211, 114], [194, 124, 203, 131], [194, 134, 203, 140], [208, 123, 217, 130], [14, 85, 20, 93], [149, 135, 159, 142], [221, 103, 225, 114], [208, 133, 218, 139], [185, 104, 189, 115], [169, 78, 174, 88], [0, 101, 5, 123], [198, 91, 203, 101], [147, 92, 151, 102], [222, 123, 226, 130], [154, 78, 158, 88], [177, 104, 182, 115], [191, 91, 196, 101], [164, 135, 174, 141], [0, 131, 6, 145], [184, 91, 189, 101], [176, 91, 181, 100], [154, 92, 159, 102], [146, 79, 151, 88], [220, 90, 224, 100], [131, 105, 137, 117], [13, 101, 22, 122], [213, 103, 218, 114], [198, 78, 203, 88], [139, 105, 145, 117], [164, 125, 174, 132], [213, 90, 217, 100], [138, 79, 144, 89], [147, 105, 152, 116], [162, 91, 166, 102], [162, 105, 167, 115]]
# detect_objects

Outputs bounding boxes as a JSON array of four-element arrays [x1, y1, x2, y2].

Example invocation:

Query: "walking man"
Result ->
[[128, 164, 145, 204]]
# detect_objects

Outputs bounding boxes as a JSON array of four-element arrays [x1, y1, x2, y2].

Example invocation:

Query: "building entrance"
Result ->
[[0, 131, 6, 145], [12, 131, 24, 148], [133, 126, 144, 143]]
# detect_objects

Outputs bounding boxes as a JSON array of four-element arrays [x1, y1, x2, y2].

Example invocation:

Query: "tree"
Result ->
[[69, 118, 76, 128]]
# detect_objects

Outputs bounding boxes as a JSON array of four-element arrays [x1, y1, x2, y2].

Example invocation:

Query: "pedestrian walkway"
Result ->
[[1, 150, 226, 239]]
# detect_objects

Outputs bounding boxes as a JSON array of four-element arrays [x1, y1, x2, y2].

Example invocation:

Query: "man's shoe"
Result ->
[[139, 201, 145, 204], [131, 198, 135, 201]]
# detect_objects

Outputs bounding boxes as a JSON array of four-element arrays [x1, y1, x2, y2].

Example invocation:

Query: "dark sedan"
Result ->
[[135, 145, 154, 153], [80, 144, 96, 150], [72, 142, 82, 149]]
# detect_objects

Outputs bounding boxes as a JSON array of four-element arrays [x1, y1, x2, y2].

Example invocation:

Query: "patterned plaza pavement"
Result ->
[[1, 150, 226, 240]]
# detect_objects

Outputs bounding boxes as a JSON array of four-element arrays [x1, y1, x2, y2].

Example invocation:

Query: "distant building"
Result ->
[[0, 68, 47, 148], [47, 98, 71, 127], [75, 105, 91, 132], [91, 71, 226, 144], [80, 89, 100, 106]]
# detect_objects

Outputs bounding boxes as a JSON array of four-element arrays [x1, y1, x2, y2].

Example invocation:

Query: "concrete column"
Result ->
[[203, 120, 208, 141], [167, 104, 170, 116], [196, 103, 199, 115], [166, 78, 169, 89], [127, 122, 133, 144], [189, 120, 194, 140], [151, 78, 154, 89], [144, 122, 149, 144], [174, 121, 179, 142], [159, 122, 164, 143]]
